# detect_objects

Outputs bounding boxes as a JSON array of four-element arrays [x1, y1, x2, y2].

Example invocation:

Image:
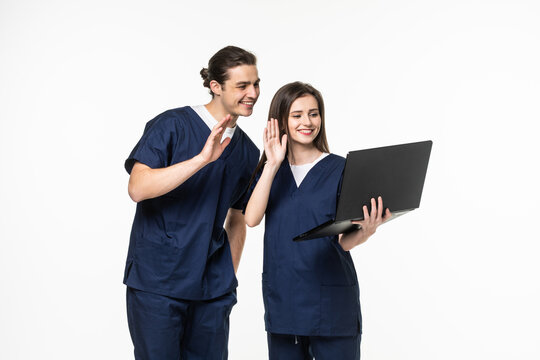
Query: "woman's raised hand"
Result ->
[[264, 118, 287, 167]]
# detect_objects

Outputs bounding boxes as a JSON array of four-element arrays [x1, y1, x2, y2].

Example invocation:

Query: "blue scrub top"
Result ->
[[124, 106, 259, 300], [257, 154, 362, 336]]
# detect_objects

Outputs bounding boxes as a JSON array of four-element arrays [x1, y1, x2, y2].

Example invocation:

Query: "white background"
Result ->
[[1, 0, 539, 359]]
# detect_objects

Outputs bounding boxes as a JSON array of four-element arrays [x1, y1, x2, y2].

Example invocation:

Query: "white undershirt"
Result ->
[[289, 152, 329, 187], [191, 105, 236, 142]]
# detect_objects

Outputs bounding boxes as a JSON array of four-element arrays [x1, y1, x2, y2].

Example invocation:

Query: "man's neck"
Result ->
[[205, 100, 238, 128]]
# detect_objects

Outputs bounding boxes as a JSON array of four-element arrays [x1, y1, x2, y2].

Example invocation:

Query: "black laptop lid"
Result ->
[[336, 140, 432, 221]]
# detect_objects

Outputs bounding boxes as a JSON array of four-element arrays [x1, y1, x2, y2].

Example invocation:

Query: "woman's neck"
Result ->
[[287, 143, 323, 165]]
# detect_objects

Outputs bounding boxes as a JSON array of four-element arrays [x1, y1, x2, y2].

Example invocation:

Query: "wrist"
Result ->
[[263, 164, 280, 177], [194, 153, 211, 167], [264, 161, 281, 173]]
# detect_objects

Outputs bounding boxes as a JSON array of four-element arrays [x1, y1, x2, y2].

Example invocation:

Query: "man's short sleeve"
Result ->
[[124, 113, 180, 174]]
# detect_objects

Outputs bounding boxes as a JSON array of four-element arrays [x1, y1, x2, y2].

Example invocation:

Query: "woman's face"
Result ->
[[286, 94, 321, 148]]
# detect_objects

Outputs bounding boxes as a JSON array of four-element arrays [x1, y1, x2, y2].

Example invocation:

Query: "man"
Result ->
[[124, 46, 260, 359]]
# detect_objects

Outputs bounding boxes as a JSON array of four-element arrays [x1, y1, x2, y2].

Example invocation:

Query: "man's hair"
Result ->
[[200, 46, 257, 97]]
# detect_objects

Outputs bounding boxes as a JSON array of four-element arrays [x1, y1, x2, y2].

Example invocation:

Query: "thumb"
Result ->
[[220, 136, 231, 151]]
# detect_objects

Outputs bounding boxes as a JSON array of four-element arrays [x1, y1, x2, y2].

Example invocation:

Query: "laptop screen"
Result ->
[[335, 140, 432, 221]]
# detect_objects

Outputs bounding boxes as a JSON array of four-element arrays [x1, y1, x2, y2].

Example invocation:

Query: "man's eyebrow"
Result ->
[[235, 78, 261, 86]]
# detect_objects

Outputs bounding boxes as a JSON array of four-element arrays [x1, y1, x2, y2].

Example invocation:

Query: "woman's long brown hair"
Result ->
[[247, 81, 330, 191]]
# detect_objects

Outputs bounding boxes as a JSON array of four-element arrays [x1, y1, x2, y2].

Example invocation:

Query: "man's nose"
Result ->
[[247, 85, 259, 99]]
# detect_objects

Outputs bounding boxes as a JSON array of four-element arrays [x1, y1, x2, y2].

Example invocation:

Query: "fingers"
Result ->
[[211, 114, 231, 140], [220, 136, 231, 151], [365, 196, 384, 222], [270, 118, 276, 139], [363, 197, 384, 225], [370, 197, 377, 219], [264, 119, 273, 143], [350, 197, 388, 239], [207, 127, 224, 147], [351, 220, 363, 228], [272, 119, 279, 140], [383, 208, 392, 221], [215, 125, 225, 137], [281, 134, 287, 151], [362, 204, 369, 223], [374, 196, 392, 223], [268, 118, 280, 139], [267, 118, 273, 139], [212, 120, 228, 139], [377, 196, 383, 220], [264, 120, 275, 144], [265, 118, 284, 144], [217, 114, 231, 129]]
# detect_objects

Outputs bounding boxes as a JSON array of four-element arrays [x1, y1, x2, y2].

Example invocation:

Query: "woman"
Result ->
[[245, 82, 391, 359]]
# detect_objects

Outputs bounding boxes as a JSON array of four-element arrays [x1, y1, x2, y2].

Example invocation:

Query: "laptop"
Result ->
[[293, 140, 433, 241]]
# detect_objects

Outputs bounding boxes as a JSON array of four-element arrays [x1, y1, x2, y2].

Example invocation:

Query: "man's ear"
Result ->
[[210, 80, 222, 97]]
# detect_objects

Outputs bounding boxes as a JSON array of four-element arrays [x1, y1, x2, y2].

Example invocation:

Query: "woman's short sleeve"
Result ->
[[240, 168, 262, 213]]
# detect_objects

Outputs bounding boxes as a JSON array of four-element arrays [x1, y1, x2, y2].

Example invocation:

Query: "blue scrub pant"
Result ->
[[267, 332, 361, 360], [126, 287, 237, 360]]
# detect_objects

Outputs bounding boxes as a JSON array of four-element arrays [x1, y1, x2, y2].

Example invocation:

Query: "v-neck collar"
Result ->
[[186, 107, 241, 160], [289, 153, 329, 187], [283, 153, 335, 192]]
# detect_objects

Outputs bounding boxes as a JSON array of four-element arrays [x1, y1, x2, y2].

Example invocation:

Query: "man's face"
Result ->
[[216, 65, 260, 118]]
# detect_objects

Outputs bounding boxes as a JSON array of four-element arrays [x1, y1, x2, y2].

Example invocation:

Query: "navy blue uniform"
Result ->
[[255, 154, 362, 359], [124, 106, 259, 359]]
